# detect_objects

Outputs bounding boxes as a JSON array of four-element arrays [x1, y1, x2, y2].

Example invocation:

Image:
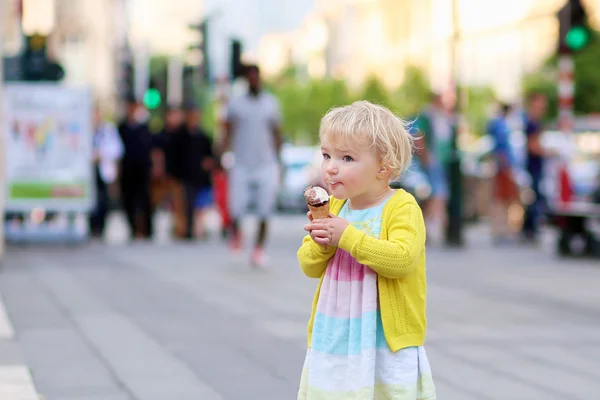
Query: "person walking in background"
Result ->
[[522, 92, 552, 244], [90, 104, 124, 239], [222, 65, 283, 267], [298, 101, 436, 399], [487, 103, 519, 245], [118, 97, 154, 240], [150, 106, 189, 239], [183, 106, 215, 240], [413, 92, 456, 245], [212, 159, 232, 240]]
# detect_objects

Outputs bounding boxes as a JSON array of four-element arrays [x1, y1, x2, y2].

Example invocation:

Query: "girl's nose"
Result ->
[[326, 162, 338, 175]]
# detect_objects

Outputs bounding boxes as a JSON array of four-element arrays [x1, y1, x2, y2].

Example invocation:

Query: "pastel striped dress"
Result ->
[[298, 199, 436, 400]]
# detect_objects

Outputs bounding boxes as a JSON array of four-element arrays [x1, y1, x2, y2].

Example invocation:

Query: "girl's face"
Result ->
[[320, 134, 391, 209]]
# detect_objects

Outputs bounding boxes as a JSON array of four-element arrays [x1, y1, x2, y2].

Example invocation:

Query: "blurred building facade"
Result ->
[[52, 0, 129, 108], [2, 0, 23, 56], [260, 0, 600, 101], [128, 0, 204, 56], [3, 0, 206, 112], [2, 0, 130, 111]]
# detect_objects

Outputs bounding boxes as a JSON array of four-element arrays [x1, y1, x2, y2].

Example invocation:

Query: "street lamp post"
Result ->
[[446, 0, 464, 247], [0, 0, 5, 262]]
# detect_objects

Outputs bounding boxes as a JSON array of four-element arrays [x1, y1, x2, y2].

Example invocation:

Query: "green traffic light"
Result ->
[[143, 88, 162, 110], [566, 25, 589, 51]]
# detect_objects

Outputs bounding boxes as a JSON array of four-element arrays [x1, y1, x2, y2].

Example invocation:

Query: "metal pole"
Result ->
[[0, 0, 6, 261], [446, 0, 464, 247], [556, 0, 575, 204], [114, 0, 131, 117], [557, 0, 575, 134], [134, 43, 149, 103], [167, 57, 183, 108]]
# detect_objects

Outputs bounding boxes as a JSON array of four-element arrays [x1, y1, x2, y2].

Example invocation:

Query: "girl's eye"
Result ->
[[343, 156, 354, 162], [322, 153, 330, 160]]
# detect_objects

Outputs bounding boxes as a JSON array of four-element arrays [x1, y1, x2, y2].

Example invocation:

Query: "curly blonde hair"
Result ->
[[319, 101, 414, 180]]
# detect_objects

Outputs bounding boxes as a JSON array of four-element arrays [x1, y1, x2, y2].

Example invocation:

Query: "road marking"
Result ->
[[0, 292, 15, 340], [0, 366, 39, 400]]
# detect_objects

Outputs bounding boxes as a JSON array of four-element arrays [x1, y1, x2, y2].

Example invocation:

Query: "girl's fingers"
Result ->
[[310, 230, 329, 239], [306, 211, 314, 221], [313, 236, 330, 246]]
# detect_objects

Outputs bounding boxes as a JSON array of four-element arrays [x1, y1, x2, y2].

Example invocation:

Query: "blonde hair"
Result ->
[[319, 101, 414, 180]]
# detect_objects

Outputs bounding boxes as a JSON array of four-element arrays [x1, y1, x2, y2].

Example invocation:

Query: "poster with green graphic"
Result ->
[[2, 83, 94, 212]]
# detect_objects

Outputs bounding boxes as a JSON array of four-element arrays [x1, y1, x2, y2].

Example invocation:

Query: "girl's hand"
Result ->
[[304, 214, 349, 247], [305, 211, 328, 249]]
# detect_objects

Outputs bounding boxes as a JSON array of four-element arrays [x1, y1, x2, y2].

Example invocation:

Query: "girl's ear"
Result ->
[[377, 165, 391, 179]]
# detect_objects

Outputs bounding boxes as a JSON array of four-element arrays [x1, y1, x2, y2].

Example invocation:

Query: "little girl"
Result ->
[[297, 101, 436, 399]]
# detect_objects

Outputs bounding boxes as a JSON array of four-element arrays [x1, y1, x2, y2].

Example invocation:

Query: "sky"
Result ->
[[130, 0, 314, 77], [205, 0, 315, 75]]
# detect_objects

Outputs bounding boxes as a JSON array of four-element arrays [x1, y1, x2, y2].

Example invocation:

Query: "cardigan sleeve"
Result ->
[[337, 199, 425, 279], [297, 234, 336, 278]]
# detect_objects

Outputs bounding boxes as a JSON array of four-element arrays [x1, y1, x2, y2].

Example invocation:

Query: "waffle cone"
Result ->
[[308, 203, 330, 219]]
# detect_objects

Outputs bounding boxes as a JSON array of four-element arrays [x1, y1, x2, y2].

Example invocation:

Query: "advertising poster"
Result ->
[[2, 83, 94, 213]]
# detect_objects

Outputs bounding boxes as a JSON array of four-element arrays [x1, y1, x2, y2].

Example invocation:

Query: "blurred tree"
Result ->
[[268, 65, 299, 87], [573, 30, 600, 113], [523, 30, 600, 117], [462, 86, 497, 136], [393, 65, 432, 116], [304, 79, 352, 141], [522, 69, 559, 121], [360, 76, 391, 107], [276, 80, 308, 142], [200, 94, 216, 138], [149, 55, 169, 77], [270, 77, 353, 144], [266, 64, 497, 143]]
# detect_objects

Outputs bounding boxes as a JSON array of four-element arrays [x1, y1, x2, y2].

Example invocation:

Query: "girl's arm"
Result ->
[[297, 235, 336, 278], [337, 201, 425, 279]]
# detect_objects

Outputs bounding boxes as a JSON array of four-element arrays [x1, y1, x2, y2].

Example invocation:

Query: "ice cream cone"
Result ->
[[308, 203, 330, 220], [304, 186, 331, 219]]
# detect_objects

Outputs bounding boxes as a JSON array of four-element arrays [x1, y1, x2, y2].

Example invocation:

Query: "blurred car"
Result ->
[[539, 130, 600, 202], [277, 144, 321, 213], [390, 161, 432, 205]]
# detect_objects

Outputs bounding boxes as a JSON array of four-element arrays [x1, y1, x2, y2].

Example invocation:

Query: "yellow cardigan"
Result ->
[[297, 189, 428, 352]]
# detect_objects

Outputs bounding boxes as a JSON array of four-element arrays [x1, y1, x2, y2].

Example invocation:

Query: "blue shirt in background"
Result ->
[[487, 116, 514, 171], [525, 118, 544, 180]]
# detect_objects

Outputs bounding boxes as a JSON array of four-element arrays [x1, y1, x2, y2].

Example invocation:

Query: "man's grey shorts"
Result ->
[[228, 163, 280, 219]]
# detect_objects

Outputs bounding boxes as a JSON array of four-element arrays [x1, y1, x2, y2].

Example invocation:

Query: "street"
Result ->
[[0, 212, 599, 400]]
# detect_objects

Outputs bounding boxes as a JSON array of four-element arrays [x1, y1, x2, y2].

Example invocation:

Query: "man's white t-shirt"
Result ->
[[227, 91, 281, 169]]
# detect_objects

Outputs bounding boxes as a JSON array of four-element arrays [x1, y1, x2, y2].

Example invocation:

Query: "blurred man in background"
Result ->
[[222, 65, 283, 267], [522, 92, 551, 244], [150, 106, 188, 239], [90, 104, 124, 239], [487, 103, 519, 245], [118, 98, 154, 240], [413, 92, 456, 245], [183, 106, 215, 240]]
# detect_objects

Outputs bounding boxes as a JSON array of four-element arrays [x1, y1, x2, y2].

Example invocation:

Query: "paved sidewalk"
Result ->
[[0, 290, 39, 400], [0, 215, 599, 399]]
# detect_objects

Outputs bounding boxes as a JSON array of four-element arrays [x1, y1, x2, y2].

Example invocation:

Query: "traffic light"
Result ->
[[230, 39, 244, 79], [22, 34, 65, 81], [182, 65, 203, 109], [143, 88, 161, 110], [116, 48, 135, 101], [143, 78, 162, 110], [558, 0, 590, 53], [188, 20, 209, 82], [118, 61, 135, 101]]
